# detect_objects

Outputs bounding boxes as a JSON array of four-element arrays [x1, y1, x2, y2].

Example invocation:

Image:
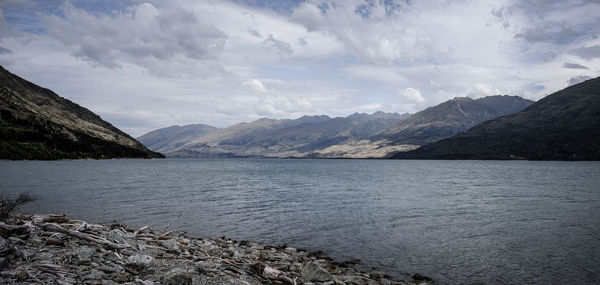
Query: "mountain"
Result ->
[[392, 77, 600, 160], [166, 95, 532, 158], [168, 112, 410, 158], [0, 66, 163, 160], [137, 124, 219, 153], [377, 95, 534, 146]]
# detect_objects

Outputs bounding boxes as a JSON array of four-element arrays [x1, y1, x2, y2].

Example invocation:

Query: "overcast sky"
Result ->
[[1, 0, 599, 136]]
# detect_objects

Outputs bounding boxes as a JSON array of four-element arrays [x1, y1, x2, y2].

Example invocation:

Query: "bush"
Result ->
[[0, 192, 36, 220]]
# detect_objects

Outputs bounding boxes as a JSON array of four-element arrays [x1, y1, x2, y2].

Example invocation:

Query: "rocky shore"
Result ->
[[0, 214, 434, 285]]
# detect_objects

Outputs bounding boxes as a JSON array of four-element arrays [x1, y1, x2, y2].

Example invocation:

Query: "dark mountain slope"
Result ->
[[0, 65, 163, 159], [393, 77, 600, 160], [377, 95, 534, 145], [137, 124, 219, 153]]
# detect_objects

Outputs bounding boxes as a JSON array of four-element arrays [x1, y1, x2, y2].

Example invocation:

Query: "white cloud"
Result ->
[[397, 88, 425, 103], [242, 79, 269, 93]]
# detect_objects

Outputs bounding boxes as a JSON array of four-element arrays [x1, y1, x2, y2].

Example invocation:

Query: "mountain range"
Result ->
[[141, 95, 533, 158], [3, 63, 595, 161], [392, 77, 600, 160], [0, 66, 162, 160], [137, 124, 219, 153]]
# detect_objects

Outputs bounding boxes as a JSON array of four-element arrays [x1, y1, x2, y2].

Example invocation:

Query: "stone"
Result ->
[[0, 237, 12, 254], [411, 273, 432, 282], [125, 254, 153, 272], [162, 269, 192, 285], [301, 261, 332, 282], [0, 257, 8, 270], [83, 270, 103, 281], [197, 260, 220, 274], [262, 266, 282, 279], [111, 272, 131, 283], [15, 269, 29, 281], [161, 239, 181, 253], [284, 247, 297, 255], [135, 278, 155, 285]]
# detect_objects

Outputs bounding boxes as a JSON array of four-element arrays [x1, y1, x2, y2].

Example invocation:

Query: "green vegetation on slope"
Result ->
[[0, 66, 163, 160]]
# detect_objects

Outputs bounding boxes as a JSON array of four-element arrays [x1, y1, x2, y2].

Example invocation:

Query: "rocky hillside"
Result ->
[[377, 95, 534, 146], [168, 112, 410, 158], [392, 77, 600, 160], [0, 66, 163, 159], [137, 124, 219, 154]]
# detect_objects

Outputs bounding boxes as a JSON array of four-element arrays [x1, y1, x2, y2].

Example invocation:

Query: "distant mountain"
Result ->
[[0, 66, 163, 160], [392, 77, 600, 160], [137, 124, 219, 153], [168, 112, 410, 158], [377, 95, 534, 146], [166, 95, 533, 158]]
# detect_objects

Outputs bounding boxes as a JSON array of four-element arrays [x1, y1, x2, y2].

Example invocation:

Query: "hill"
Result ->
[[137, 124, 219, 153], [392, 77, 600, 160], [0, 66, 163, 160], [377, 95, 534, 146]]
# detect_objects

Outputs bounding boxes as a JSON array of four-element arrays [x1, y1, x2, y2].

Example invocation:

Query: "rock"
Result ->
[[135, 278, 154, 285], [161, 239, 181, 253], [46, 239, 66, 246], [83, 270, 103, 281], [197, 260, 220, 274], [284, 247, 297, 255], [301, 261, 332, 282], [161, 269, 192, 285], [412, 273, 433, 282], [16, 269, 29, 281], [0, 237, 12, 254], [262, 266, 282, 279], [0, 258, 8, 270], [125, 254, 153, 272], [111, 272, 132, 283]]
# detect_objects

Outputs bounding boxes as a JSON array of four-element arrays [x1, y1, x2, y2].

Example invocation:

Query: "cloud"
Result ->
[[563, 62, 589, 69], [571, 45, 600, 60], [43, 3, 227, 72], [397, 88, 425, 103], [0, 46, 12, 54], [263, 34, 293, 56], [242, 79, 268, 93], [1, 0, 600, 137], [567, 75, 592, 86]]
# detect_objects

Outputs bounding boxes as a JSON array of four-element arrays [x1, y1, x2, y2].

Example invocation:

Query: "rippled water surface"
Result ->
[[1, 159, 599, 284]]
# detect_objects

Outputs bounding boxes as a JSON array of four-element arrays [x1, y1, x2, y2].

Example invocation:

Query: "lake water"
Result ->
[[1, 159, 599, 284]]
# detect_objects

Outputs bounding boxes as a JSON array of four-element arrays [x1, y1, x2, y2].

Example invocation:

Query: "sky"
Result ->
[[1, 0, 599, 137]]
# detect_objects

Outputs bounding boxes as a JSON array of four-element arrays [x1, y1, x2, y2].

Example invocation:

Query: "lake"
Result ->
[[1, 158, 599, 284]]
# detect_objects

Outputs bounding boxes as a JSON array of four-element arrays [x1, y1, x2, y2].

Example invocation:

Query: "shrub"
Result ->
[[0, 192, 36, 220]]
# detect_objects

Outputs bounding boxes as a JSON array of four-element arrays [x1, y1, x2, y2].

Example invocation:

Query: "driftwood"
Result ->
[[42, 214, 70, 224], [0, 221, 32, 238], [42, 223, 128, 250]]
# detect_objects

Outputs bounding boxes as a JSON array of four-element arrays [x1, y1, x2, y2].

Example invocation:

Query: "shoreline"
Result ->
[[1, 214, 434, 285]]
